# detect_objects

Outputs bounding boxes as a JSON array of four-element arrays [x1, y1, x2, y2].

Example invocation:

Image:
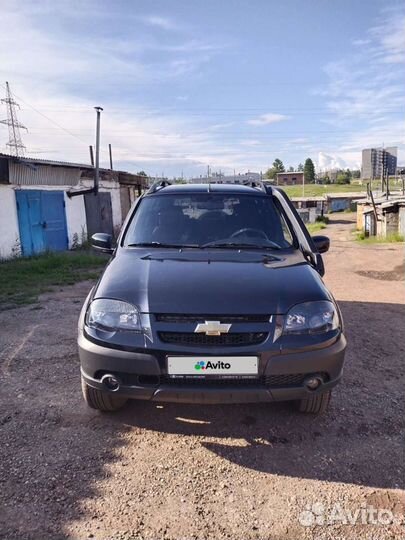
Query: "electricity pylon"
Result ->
[[0, 82, 27, 157]]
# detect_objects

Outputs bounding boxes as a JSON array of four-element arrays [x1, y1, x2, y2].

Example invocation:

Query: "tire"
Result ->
[[81, 376, 127, 412], [297, 390, 332, 414]]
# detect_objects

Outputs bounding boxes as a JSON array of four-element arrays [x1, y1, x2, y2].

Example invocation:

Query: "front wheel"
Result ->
[[297, 390, 332, 414], [81, 376, 127, 412]]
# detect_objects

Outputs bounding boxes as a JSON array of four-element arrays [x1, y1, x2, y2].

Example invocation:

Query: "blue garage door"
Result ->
[[15, 190, 68, 256]]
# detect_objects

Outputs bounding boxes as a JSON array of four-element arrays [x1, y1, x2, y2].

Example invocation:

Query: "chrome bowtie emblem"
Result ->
[[194, 320, 232, 336]]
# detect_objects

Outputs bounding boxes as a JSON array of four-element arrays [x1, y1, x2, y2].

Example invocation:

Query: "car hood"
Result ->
[[94, 249, 331, 315]]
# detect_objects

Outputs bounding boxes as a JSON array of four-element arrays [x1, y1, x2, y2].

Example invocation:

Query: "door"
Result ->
[[84, 192, 113, 238], [41, 191, 69, 251], [15, 190, 68, 256]]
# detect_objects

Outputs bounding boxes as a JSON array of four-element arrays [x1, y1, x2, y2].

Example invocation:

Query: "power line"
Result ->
[[0, 82, 88, 146]]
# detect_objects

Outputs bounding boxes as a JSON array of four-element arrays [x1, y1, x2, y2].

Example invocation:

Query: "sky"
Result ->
[[0, 0, 404, 177]]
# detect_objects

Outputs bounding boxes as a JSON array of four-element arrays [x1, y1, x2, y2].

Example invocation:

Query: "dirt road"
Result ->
[[0, 215, 404, 540]]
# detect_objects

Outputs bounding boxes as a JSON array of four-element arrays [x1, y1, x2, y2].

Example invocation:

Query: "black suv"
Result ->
[[78, 182, 346, 414]]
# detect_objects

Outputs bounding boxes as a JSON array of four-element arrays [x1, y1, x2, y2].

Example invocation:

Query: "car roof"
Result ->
[[146, 183, 269, 196]]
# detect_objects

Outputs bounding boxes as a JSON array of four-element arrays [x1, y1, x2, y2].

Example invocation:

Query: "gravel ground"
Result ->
[[0, 214, 404, 540]]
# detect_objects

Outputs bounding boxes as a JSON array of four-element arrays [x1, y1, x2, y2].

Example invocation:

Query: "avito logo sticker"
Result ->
[[194, 360, 231, 371]]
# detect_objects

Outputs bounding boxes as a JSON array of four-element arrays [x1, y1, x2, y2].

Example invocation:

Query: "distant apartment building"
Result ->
[[361, 147, 397, 179], [276, 171, 305, 186]]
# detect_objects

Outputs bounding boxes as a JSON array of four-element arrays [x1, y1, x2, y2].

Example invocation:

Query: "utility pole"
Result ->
[[380, 145, 385, 194], [89, 145, 94, 166], [0, 82, 27, 157], [108, 143, 113, 170], [94, 106, 103, 195]]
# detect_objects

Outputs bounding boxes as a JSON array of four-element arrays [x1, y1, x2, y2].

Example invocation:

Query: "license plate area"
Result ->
[[167, 356, 258, 376]]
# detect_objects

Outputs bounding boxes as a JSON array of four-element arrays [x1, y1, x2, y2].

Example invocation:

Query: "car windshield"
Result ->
[[123, 193, 295, 249]]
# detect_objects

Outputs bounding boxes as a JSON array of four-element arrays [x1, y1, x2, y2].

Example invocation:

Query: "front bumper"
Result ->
[[79, 333, 346, 404]]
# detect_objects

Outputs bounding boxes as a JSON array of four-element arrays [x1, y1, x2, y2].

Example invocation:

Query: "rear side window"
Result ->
[[123, 193, 296, 248]]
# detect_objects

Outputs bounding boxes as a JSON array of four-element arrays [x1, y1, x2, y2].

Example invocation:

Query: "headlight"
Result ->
[[283, 301, 339, 335], [86, 298, 141, 332]]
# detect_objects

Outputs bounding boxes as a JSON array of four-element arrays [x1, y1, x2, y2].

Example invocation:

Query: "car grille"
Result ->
[[161, 376, 263, 387], [161, 373, 329, 388], [266, 372, 329, 386], [158, 331, 267, 347], [95, 371, 329, 388], [265, 373, 309, 386], [155, 314, 270, 323]]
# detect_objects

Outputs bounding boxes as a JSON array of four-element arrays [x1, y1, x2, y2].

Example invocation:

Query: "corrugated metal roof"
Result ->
[[0, 152, 142, 177], [0, 152, 94, 170], [9, 161, 81, 186], [0, 152, 149, 189]]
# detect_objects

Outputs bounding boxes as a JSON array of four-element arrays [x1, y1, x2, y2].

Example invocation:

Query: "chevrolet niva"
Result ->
[[78, 181, 346, 414]]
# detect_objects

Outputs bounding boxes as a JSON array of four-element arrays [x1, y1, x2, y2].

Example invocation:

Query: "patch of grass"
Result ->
[[356, 231, 405, 243], [307, 221, 327, 234], [282, 184, 366, 198], [281, 180, 401, 198], [0, 251, 108, 310]]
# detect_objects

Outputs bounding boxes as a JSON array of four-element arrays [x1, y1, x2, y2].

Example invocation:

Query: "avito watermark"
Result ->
[[298, 502, 404, 527]]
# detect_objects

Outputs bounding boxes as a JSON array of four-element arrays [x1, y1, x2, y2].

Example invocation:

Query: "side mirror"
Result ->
[[91, 233, 114, 253], [312, 235, 330, 254]]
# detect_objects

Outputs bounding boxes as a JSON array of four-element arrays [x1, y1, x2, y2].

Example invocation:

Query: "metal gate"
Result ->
[[84, 192, 113, 238], [15, 190, 69, 256]]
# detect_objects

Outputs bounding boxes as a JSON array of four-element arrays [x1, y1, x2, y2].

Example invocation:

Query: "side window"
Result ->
[[280, 212, 294, 245], [273, 199, 296, 247]]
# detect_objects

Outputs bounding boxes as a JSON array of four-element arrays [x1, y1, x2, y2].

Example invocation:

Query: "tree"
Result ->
[[136, 170, 148, 176], [336, 173, 350, 184], [265, 158, 285, 180], [303, 158, 315, 183], [287, 166, 294, 172], [297, 163, 304, 171], [336, 170, 351, 184], [352, 169, 361, 179]]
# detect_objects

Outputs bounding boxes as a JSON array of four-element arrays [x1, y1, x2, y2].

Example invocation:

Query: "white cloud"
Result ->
[[352, 38, 371, 46], [247, 113, 289, 126], [0, 3, 246, 177], [315, 6, 405, 168], [240, 140, 261, 147], [140, 15, 179, 31], [369, 14, 405, 64], [317, 152, 352, 171]]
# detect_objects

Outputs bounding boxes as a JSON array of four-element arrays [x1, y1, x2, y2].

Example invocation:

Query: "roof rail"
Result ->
[[241, 179, 272, 194], [147, 179, 172, 194]]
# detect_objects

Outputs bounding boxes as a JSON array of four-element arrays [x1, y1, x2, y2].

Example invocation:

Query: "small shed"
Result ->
[[0, 153, 147, 258], [356, 195, 405, 238]]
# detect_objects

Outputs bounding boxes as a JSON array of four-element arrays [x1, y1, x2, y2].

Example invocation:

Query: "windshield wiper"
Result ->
[[200, 240, 282, 250], [127, 242, 199, 249]]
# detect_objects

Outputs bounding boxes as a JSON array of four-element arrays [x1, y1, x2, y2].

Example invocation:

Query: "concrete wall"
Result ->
[[0, 185, 21, 259], [399, 207, 405, 238], [382, 209, 399, 237], [356, 203, 365, 230], [64, 192, 87, 247]]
